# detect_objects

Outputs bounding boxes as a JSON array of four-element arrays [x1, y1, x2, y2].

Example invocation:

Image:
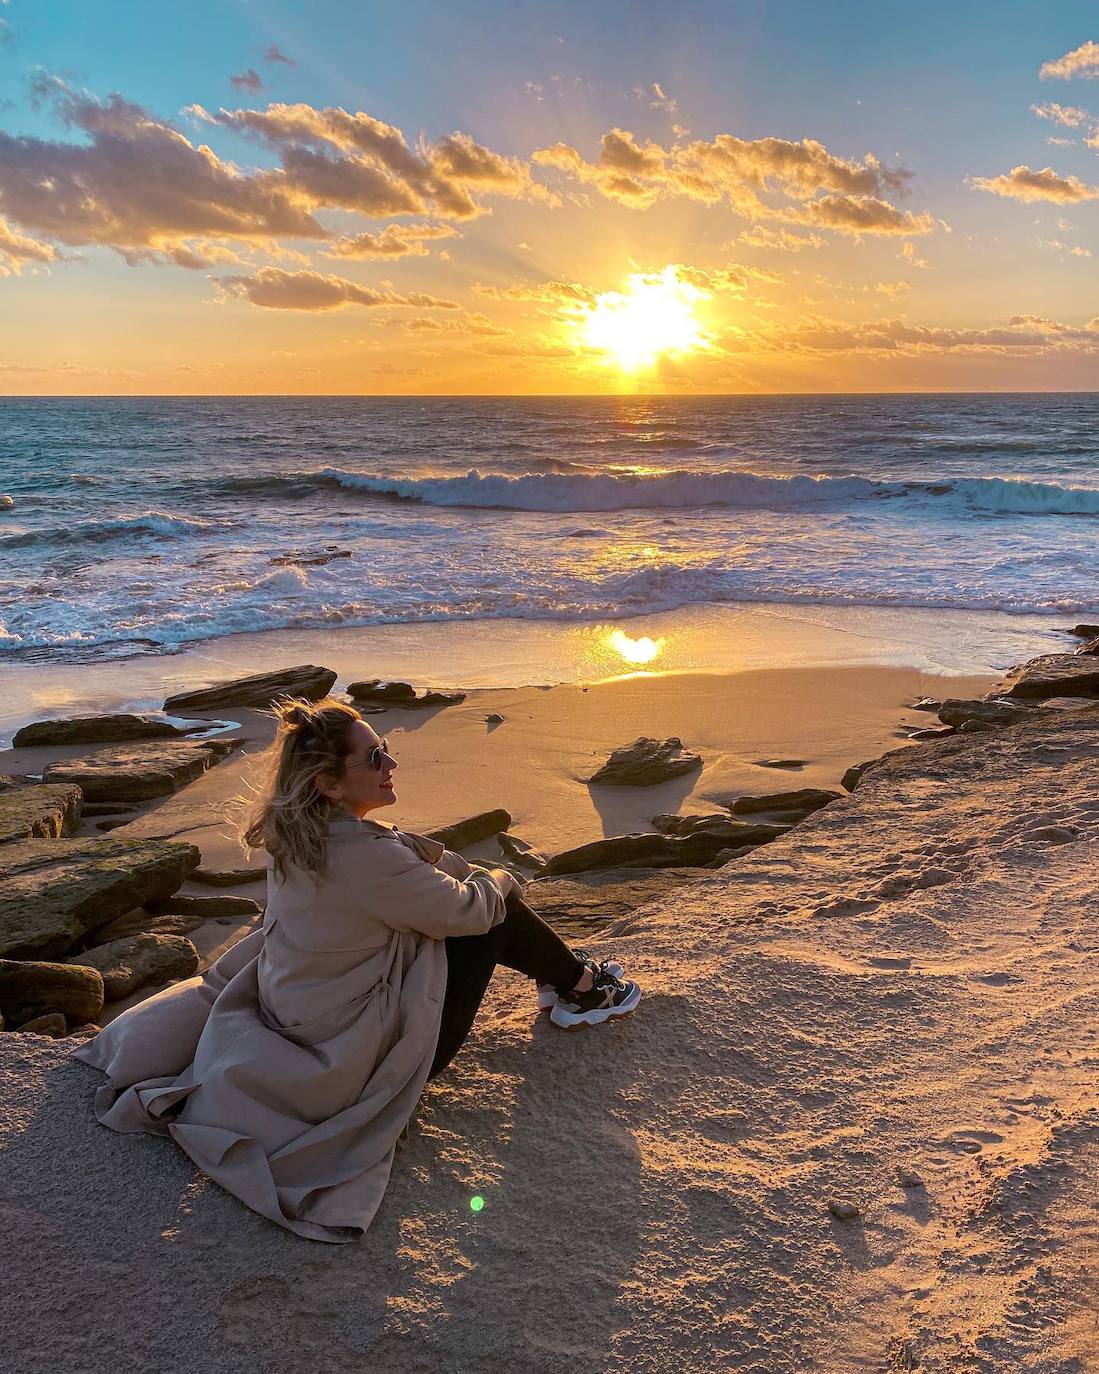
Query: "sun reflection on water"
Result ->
[[605, 629, 666, 665]]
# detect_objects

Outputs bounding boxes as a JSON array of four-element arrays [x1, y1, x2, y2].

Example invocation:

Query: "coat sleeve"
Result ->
[[394, 829, 473, 880], [340, 834, 509, 940]]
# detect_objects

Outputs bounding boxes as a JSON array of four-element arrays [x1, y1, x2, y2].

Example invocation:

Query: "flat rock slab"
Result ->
[[729, 788, 842, 818], [544, 824, 787, 875], [146, 894, 262, 919], [91, 910, 207, 942], [164, 664, 337, 712], [41, 738, 234, 802], [12, 714, 186, 748], [996, 655, 1099, 701], [524, 867, 700, 935], [347, 680, 466, 708], [938, 698, 1041, 729], [588, 737, 703, 786], [653, 813, 792, 843], [0, 835, 200, 960], [66, 933, 199, 1000], [426, 809, 512, 851], [0, 783, 83, 845], [0, 958, 104, 1026], [193, 865, 267, 886]]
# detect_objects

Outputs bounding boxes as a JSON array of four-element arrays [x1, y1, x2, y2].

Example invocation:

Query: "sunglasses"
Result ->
[[344, 738, 395, 773]]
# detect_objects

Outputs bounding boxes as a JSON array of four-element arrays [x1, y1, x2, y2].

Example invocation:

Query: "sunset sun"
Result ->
[[578, 267, 710, 372]]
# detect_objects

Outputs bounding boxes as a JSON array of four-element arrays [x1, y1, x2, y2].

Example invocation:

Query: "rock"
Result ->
[[269, 549, 352, 567], [908, 726, 956, 740], [728, 788, 841, 819], [653, 813, 791, 843], [425, 809, 512, 850], [346, 680, 466, 709], [1068, 623, 1099, 639], [80, 802, 141, 817], [958, 718, 999, 733], [497, 833, 547, 870], [910, 697, 943, 713], [588, 737, 702, 786], [12, 713, 186, 748], [708, 845, 759, 867], [841, 760, 878, 793], [66, 933, 199, 1000], [0, 783, 83, 845], [42, 738, 234, 802], [0, 494, 14, 510], [1076, 636, 1099, 655], [66, 1022, 101, 1039], [485, 713, 505, 725], [145, 894, 262, 918], [164, 664, 337, 712], [754, 759, 806, 771], [90, 910, 208, 942], [16, 1012, 68, 1037], [827, 1199, 861, 1221], [193, 865, 267, 886], [524, 867, 700, 935], [995, 655, 1099, 702], [0, 835, 200, 960], [544, 823, 788, 875], [937, 698, 1038, 730], [896, 1168, 924, 1189], [0, 959, 104, 1026]]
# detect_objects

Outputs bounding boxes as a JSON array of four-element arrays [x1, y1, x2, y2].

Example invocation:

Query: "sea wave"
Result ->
[[0, 510, 238, 549], [318, 467, 1099, 516]]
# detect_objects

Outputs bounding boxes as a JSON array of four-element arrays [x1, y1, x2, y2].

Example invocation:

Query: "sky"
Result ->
[[0, 0, 1097, 394]]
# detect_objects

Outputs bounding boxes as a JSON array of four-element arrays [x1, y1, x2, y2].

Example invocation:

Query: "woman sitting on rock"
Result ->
[[75, 696, 639, 1243]]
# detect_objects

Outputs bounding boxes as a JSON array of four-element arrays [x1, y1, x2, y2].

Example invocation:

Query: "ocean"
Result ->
[[1, 393, 1097, 665]]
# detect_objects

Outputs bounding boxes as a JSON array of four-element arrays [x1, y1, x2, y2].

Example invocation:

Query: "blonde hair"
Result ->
[[241, 695, 363, 881]]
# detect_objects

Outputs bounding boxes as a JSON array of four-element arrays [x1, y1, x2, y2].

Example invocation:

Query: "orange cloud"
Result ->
[[969, 164, 1099, 203], [784, 193, 939, 236], [0, 216, 65, 272], [216, 267, 461, 311], [760, 313, 1099, 354], [735, 225, 823, 251], [1040, 41, 1099, 80], [324, 222, 458, 260]]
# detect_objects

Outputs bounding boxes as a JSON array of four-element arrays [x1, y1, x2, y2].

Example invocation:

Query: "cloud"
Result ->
[[899, 240, 929, 269], [0, 78, 325, 259], [785, 194, 939, 236], [1040, 238, 1092, 257], [215, 266, 461, 311], [263, 45, 296, 67], [764, 313, 1099, 355], [633, 82, 678, 116], [735, 225, 823, 251], [474, 278, 598, 306], [532, 127, 934, 236], [197, 100, 556, 219], [0, 216, 65, 271], [969, 164, 1099, 203], [1031, 101, 1094, 127], [230, 69, 264, 92], [324, 221, 458, 260], [1040, 41, 1099, 80]]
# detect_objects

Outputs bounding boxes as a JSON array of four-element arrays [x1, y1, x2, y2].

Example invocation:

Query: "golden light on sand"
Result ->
[[606, 629, 666, 664], [578, 267, 708, 372]]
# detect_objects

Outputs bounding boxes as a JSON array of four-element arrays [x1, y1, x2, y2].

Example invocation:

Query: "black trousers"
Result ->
[[428, 891, 584, 1078]]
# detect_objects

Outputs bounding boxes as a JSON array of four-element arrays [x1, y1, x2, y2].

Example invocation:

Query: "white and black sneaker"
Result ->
[[537, 950, 624, 1011], [549, 966, 641, 1030]]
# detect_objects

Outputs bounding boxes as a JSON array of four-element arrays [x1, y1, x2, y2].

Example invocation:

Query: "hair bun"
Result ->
[[281, 702, 313, 727]]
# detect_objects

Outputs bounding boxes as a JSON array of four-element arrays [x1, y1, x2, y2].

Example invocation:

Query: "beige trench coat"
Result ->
[[73, 817, 508, 1244]]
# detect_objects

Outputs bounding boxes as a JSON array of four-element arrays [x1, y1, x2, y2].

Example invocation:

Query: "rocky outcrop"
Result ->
[[937, 698, 1040, 730], [653, 813, 791, 842], [145, 894, 262, 919], [0, 836, 200, 960], [90, 910, 207, 942], [995, 654, 1099, 701], [544, 822, 788, 874], [524, 867, 700, 935], [426, 810, 512, 850], [1068, 623, 1099, 640], [588, 737, 702, 786], [0, 784, 83, 845], [1076, 637, 1099, 655], [41, 738, 235, 802], [728, 788, 841, 819], [16, 1012, 68, 1037], [193, 865, 267, 886], [164, 665, 337, 712], [12, 714, 186, 748], [66, 933, 199, 1000], [0, 958, 104, 1026], [753, 758, 806, 770], [346, 680, 466, 708]]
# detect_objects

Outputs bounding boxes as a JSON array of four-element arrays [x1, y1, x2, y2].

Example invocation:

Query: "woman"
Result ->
[[74, 696, 639, 1244]]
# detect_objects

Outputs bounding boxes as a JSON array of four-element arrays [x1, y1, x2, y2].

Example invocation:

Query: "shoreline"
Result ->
[[0, 598, 1073, 745]]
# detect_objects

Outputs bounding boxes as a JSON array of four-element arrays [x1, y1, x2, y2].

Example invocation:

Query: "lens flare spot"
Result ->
[[470, 1195, 485, 1213], [607, 629, 666, 665]]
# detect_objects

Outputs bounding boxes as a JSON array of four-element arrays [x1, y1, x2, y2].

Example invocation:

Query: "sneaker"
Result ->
[[549, 967, 641, 1030], [536, 951, 624, 1011]]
